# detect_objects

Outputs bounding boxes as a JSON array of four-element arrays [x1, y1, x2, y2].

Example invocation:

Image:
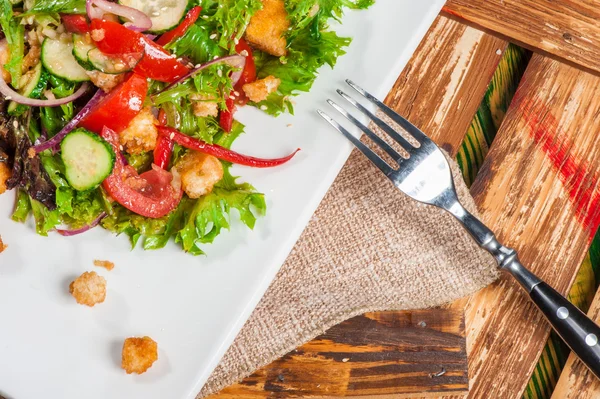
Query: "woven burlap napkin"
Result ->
[[199, 148, 499, 397]]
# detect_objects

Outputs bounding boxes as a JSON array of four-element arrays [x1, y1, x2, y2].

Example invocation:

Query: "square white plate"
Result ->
[[0, 2, 445, 398]]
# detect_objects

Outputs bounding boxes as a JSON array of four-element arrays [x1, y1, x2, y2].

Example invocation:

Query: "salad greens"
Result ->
[[0, 0, 372, 255]]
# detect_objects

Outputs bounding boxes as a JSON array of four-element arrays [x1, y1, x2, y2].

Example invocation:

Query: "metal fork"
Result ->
[[318, 79, 600, 379]]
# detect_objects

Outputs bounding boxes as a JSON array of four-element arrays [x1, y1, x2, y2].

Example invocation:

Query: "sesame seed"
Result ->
[[5, 96, 11, 100], [195, 64, 201, 68], [260, 105, 267, 110], [169, 133, 175, 140], [12, 120, 18, 128], [240, 50, 248, 57], [233, 91, 239, 96], [119, 145, 124, 151], [160, 6, 167, 10], [213, 55, 219, 59], [217, 69, 223, 77], [234, 38, 239, 44], [229, 95, 235, 100], [151, 11, 160, 16], [202, 15, 209, 19], [209, 33, 217, 39]]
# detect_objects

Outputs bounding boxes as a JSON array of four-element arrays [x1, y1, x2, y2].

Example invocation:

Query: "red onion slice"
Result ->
[[86, 0, 152, 32], [55, 212, 107, 236], [160, 54, 246, 93], [0, 75, 89, 107], [33, 89, 107, 153]]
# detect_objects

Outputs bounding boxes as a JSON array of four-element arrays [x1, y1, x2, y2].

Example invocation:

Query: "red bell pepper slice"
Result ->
[[155, 6, 202, 46], [219, 97, 235, 133], [61, 14, 91, 34], [153, 109, 174, 169], [157, 126, 299, 168], [79, 72, 148, 133], [233, 38, 256, 105], [90, 19, 189, 83], [218, 38, 257, 132]]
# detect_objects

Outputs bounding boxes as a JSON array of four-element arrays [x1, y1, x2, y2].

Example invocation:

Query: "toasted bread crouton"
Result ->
[[245, 0, 289, 57], [122, 336, 158, 374], [174, 151, 223, 199], [0, 162, 10, 195], [190, 94, 219, 118], [86, 70, 126, 93], [243, 75, 280, 103], [94, 259, 114, 271], [119, 107, 158, 154], [69, 271, 106, 307]]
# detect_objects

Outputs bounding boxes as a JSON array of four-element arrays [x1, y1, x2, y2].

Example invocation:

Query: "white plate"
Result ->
[[0, 2, 445, 398]]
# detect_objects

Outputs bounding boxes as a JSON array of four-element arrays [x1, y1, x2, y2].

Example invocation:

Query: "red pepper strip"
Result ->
[[153, 109, 174, 169], [157, 126, 300, 168], [90, 19, 189, 83], [233, 38, 256, 105], [61, 14, 91, 34], [219, 97, 235, 133], [155, 6, 202, 46]]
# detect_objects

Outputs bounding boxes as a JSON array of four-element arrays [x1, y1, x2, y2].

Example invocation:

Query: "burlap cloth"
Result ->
[[199, 148, 499, 397]]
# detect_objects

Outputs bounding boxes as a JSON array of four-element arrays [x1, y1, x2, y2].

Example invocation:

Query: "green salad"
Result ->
[[0, 0, 373, 255]]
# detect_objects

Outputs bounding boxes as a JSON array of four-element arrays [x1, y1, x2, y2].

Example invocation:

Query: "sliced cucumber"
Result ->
[[61, 128, 116, 191], [8, 63, 47, 115], [42, 37, 90, 83], [72, 34, 96, 71], [119, 0, 188, 33], [87, 48, 143, 74]]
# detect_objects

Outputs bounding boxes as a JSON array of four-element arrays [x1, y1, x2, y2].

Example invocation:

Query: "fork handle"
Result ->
[[447, 202, 600, 378]]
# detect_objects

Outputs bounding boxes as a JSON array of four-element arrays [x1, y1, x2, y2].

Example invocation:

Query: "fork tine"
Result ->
[[327, 99, 403, 161], [345, 79, 429, 143], [317, 109, 395, 176], [336, 90, 415, 153]]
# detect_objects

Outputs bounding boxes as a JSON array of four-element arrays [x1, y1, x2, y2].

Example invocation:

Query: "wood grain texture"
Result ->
[[446, 53, 600, 399], [210, 311, 468, 399], [384, 15, 507, 157], [552, 286, 600, 399], [209, 15, 507, 399], [443, 0, 600, 75]]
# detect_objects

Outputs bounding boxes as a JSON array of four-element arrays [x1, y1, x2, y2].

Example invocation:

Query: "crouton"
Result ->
[[94, 260, 114, 271], [0, 235, 6, 253], [122, 336, 158, 374], [190, 94, 219, 118], [86, 70, 126, 93], [174, 151, 223, 199], [245, 0, 289, 57], [119, 107, 158, 154], [0, 162, 10, 195], [242, 75, 280, 103], [69, 271, 106, 307]]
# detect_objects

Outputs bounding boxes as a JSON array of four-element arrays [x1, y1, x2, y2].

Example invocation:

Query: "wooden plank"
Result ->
[[552, 286, 600, 398], [209, 310, 467, 399], [446, 53, 600, 399], [442, 0, 600, 75], [208, 15, 507, 399]]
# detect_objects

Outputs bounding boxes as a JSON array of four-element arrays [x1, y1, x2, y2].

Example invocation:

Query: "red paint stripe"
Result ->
[[518, 97, 600, 240]]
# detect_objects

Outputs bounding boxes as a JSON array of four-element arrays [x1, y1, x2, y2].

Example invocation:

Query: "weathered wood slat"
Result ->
[[551, 286, 600, 398], [445, 53, 600, 399], [209, 15, 507, 399], [211, 311, 467, 398], [443, 0, 600, 75]]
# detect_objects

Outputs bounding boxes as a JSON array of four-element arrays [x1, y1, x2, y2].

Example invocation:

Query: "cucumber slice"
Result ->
[[119, 0, 188, 33], [7, 63, 48, 115], [72, 34, 96, 71], [61, 129, 116, 191], [87, 48, 143, 74], [42, 37, 90, 83]]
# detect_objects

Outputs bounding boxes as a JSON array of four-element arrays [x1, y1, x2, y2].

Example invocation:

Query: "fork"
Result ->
[[318, 79, 600, 379]]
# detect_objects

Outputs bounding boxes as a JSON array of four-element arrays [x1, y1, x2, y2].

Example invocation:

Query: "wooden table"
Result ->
[[210, 1, 600, 398]]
